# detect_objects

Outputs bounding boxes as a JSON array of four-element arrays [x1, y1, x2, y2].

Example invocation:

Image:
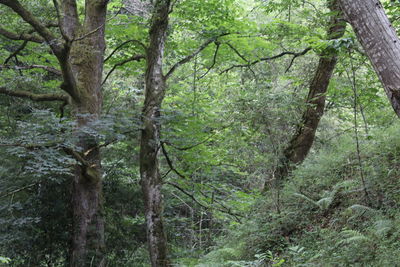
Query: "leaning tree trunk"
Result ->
[[338, 0, 400, 117], [139, 0, 171, 266], [273, 0, 346, 184]]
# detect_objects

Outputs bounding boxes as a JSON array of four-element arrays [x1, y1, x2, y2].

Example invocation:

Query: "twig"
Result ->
[[160, 142, 187, 179], [347, 53, 371, 205], [161, 142, 243, 222]]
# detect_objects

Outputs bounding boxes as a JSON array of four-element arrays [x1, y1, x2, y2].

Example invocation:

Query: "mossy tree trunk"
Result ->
[[0, 1, 108, 265]]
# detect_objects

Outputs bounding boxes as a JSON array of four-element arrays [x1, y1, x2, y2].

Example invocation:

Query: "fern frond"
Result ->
[[373, 219, 393, 237]]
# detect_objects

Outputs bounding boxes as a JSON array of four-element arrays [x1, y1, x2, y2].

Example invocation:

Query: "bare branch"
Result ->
[[102, 54, 145, 85], [225, 42, 249, 63], [0, 86, 69, 103], [165, 33, 230, 80], [220, 47, 312, 74], [167, 181, 209, 209]]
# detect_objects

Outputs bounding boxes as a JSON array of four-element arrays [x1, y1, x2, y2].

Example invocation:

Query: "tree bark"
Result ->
[[338, 0, 400, 117], [65, 2, 107, 266], [0, 1, 108, 265], [274, 0, 346, 183], [139, 0, 171, 266]]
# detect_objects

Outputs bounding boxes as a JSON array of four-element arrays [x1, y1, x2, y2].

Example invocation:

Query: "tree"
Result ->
[[0, 1, 108, 265], [140, 0, 171, 266], [274, 0, 346, 184], [338, 0, 400, 117]]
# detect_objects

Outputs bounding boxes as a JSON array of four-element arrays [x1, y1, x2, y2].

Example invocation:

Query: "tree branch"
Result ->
[[0, 0, 63, 55], [220, 47, 312, 74], [0, 27, 44, 43], [4, 40, 28, 64], [160, 142, 187, 179], [104, 39, 147, 63], [161, 141, 242, 222], [0, 86, 69, 103], [165, 33, 230, 80], [73, 8, 121, 42], [199, 42, 220, 79], [163, 131, 216, 151], [166, 181, 243, 223], [102, 54, 145, 85]]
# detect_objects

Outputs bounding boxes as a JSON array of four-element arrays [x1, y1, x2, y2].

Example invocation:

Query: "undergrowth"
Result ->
[[188, 123, 400, 266]]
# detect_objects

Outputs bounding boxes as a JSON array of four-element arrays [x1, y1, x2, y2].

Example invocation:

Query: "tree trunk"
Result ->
[[0, 0, 108, 265], [274, 0, 346, 183], [56, 1, 107, 266], [139, 0, 171, 266], [338, 0, 400, 117]]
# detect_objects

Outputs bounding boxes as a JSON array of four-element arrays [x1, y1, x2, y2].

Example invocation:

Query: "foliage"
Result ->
[[1, 0, 400, 266]]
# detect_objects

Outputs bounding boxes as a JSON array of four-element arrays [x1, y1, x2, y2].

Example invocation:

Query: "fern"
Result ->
[[346, 204, 377, 221], [336, 229, 371, 246], [373, 219, 393, 238]]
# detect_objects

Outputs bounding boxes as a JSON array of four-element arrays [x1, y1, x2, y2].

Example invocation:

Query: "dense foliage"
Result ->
[[1, 0, 400, 266]]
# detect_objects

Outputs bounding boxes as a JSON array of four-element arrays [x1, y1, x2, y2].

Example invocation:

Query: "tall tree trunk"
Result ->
[[338, 0, 400, 117], [139, 0, 171, 266], [68, 7, 107, 267], [56, 1, 107, 265], [274, 0, 346, 183], [0, 0, 108, 265]]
